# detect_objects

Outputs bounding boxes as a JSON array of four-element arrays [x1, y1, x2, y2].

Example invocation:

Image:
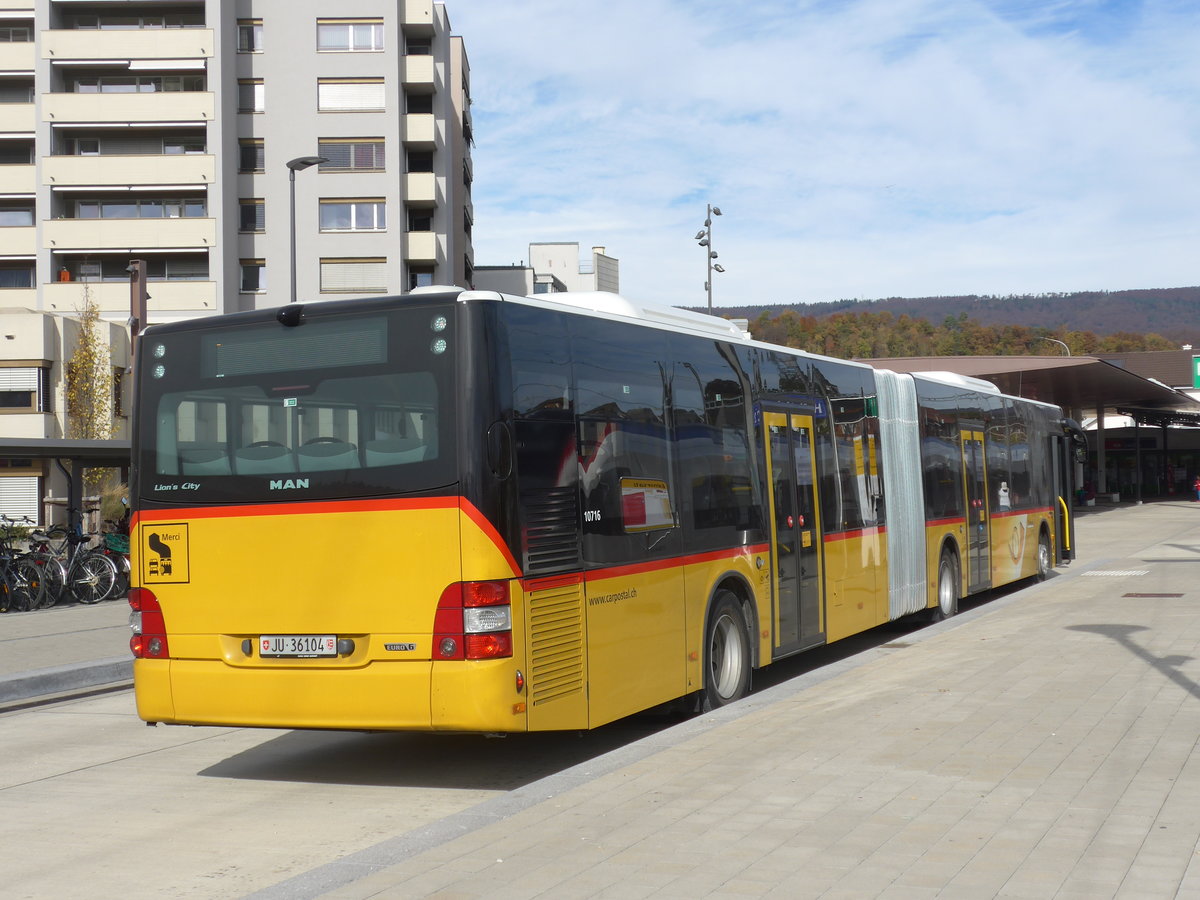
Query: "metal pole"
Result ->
[[289, 167, 297, 303], [706, 203, 713, 313]]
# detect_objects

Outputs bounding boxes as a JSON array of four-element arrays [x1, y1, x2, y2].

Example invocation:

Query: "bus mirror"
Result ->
[[486, 422, 512, 479]]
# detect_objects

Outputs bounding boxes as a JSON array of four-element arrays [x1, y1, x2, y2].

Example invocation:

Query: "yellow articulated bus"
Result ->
[[129, 289, 1085, 732]]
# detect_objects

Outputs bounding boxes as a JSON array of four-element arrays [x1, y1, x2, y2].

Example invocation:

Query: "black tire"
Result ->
[[8, 558, 43, 612], [703, 590, 752, 710], [0, 570, 12, 613], [35, 555, 66, 608], [1035, 531, 1052, 582], [70, 553, 118, 605], [930, 551, 959, 623]]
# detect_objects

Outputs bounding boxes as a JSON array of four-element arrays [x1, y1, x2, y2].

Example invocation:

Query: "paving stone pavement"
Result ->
[[243, 500, 1200, 899], [9, 500, 1200, 899]]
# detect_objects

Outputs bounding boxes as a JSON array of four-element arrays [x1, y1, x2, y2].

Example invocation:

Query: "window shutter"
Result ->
[[0, 368, 38, 390], [318, 79, 385, 111], [320, 259, 387, 293], [0, 476, 40, 521]]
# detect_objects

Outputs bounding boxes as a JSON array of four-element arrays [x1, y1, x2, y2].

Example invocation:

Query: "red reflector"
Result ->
[[465, 632, 512, 660], [463, 581, 509, 607]]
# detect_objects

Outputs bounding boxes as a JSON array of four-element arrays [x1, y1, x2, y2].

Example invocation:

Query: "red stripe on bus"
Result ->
[[583, 544, 770, 582], [823, 526, 886, 543], [991, 507, 1053, 519], [458, 497, 523, 577], [926, 516, 966, 528]]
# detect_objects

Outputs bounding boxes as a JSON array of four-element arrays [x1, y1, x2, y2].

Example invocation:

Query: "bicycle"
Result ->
[[26, 521, 118, 606], [0, 515, 46, 613]]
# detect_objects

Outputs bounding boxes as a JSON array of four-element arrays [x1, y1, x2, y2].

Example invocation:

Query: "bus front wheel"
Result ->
[[1036, 531, 1052, 581], [931, 552, 959, 622], [703, 590, 751, 710]]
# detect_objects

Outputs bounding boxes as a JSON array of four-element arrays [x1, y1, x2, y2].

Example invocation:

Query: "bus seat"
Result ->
[[179, 443, 232, 476], [234, 442, 296, 474], [297, 439, 360, 472], [365, 437, 426, 466]]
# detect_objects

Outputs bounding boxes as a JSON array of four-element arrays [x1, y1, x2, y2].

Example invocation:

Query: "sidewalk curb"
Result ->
[[0, 657, 132, 703]]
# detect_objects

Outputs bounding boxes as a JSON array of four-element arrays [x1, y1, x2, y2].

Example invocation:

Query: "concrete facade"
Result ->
[[474, 242, 619, 296], [0, 0, 473, 521]]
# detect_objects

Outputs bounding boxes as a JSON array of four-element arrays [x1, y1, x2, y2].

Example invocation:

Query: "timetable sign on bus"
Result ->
[[620, 478, 673, 532]]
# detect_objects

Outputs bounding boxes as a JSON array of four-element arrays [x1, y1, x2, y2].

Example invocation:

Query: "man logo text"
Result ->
[[270, 479, 310, 490]]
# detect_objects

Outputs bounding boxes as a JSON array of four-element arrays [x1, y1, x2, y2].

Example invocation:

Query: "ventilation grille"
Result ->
[[521, 486, 580, 573], [528, 579, 585, 706]]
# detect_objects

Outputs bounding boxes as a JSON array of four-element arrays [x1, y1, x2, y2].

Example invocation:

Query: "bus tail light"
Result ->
[[129, 587, 170, 659], [434, 580, 512, 661]]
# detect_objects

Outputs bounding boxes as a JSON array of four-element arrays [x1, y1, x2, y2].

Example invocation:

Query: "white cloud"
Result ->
[[447, 0, 1200, 307]]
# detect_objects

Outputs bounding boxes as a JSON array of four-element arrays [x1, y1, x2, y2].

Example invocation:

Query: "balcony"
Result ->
[[41, 28, 214, 61], [403, 0, 435, 34], [0, 226, 35, 256], [43, 279, 216, 314], [0, 103, 35, 134], [402, 113, 437, 149], [44, 217, 216, 251], [0, 164, 35, 194], [405, 172, 438, 207], [404, 231, 439, 264], [43, 154, 215, 187], [0, 287, 36, 309], [402, 55, 438, 91], [0, 42, 34, 72], [42, 91, 214, 124]]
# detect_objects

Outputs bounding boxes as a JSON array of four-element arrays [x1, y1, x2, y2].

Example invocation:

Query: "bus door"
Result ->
[[961, 428, 991, 591], [764, 411, 824, 655]]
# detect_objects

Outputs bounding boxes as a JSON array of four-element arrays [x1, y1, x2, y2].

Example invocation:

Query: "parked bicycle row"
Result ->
[[0, 514, 129, 613]]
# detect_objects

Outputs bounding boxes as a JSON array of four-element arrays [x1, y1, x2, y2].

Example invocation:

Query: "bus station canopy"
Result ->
[[867, 355, 1200, 427]]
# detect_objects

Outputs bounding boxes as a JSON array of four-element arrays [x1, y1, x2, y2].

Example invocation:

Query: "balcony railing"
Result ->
[[404, 231, 440, 263], [44, 216, 216, 251], [43, 279, 217, 314], [0, 103, 35, 133], [42, 154, 215, 187], [0, 42, 34, 72], [42, 91, 215, 124], [41, 28, 214, 61], [0, 164, 35, 194]]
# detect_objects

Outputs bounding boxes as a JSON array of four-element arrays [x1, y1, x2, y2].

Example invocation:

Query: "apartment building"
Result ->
[[0, 0, 473, 519], [474, 243, 619, 296]]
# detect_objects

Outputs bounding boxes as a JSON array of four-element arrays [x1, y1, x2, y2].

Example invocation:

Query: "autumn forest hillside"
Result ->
[[713, 286, 1200, 360]]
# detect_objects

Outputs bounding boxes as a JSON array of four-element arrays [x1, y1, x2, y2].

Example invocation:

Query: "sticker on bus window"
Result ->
[[620, 478, 673, 533], [141, 523, 190, 584]]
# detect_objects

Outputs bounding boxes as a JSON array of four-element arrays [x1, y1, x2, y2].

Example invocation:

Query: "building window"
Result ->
[[66, 256, 207, 283], [317, 139, 384, 172], [0, 204, 34, 227], [317, 78, 385, 112], [319, 199, 385, 232], [407, 151, 434, 173], [0, 264, 34, 289], [72, 74, 204, 93], [0, 81, 34, 103], [239, 199, 265, 232], [317, 19, 384, 52], [237, 19, 262, 52], [240, 259, 266, 293], [406, 93, 433, 114], [67, 13, 203, 30], [0, 26, 32, 42], [407, 209, 433, 232], [239, 139, 264, 173], [405, 37, 431, 55], [238, 79, 264, 113], [408, 266, 434, 291], [0, 367, 47, 411], [320, 258, 387, 293], [75, 197, 205, 219], [163, 137, 206, 155], [0, 142, 33, 165]]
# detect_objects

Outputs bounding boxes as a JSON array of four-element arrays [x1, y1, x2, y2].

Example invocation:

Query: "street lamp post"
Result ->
[[1037, 337, 1071, 356], [695, 203, 723, 312], [286, 156, 327, 303]]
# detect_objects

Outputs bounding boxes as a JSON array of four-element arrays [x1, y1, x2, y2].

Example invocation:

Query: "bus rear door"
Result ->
[[961, 428, 991, 592]]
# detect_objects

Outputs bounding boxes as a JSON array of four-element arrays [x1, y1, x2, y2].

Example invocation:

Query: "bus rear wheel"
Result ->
[[1036, 531, 1052, 581], [931, 552, 958, 623], [703, 590, 751, 710]]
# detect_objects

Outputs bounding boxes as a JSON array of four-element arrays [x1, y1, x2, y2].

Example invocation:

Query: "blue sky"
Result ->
[[446, 0, 1200, 309]]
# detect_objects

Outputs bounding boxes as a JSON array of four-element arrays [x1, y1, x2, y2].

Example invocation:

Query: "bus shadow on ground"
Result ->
[[197, 714, 678, 790], [198, 578, 1033, 791]]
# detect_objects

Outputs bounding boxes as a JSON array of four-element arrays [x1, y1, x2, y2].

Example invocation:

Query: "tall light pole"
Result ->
[[286, 156, 327, 303], [695, 203, 723, 312], [1037, 337, 1071, 356]]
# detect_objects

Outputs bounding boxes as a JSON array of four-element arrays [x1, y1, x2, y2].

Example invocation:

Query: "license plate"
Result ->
[[259, 635, 337, 658]]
